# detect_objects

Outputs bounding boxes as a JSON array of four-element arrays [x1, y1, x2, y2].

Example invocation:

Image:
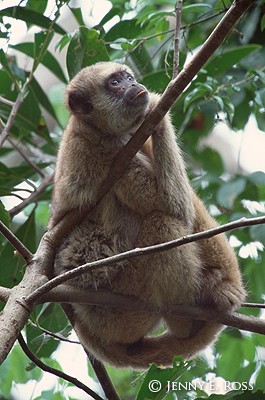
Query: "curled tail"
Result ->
[[75, 320, 223, 369]]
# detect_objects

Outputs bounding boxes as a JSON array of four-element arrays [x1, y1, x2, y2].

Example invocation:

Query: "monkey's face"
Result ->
[[66, 62, 150, 135]]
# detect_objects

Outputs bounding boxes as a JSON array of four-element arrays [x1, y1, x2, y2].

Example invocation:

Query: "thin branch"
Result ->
[[7, 137, 46, 178], [173, 0, 183, 78], [27, 214, 265, 305], [29, 320, 79, 344], [0, 221, 33, 263], [0, 95, 15, 107], [242, 302, 265, 309], [9, 173, 54, 217], [0, 90, 26, 148], [17, 333, 103, 400]]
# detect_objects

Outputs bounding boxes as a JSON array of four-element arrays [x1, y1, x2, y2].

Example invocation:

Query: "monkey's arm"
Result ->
[[115, 102, 193, 222]]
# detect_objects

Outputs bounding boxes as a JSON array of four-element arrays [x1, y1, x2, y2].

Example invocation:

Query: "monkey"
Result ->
[[49, 61, 246, 369]]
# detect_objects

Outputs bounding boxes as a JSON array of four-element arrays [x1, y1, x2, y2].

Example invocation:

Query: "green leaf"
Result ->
[[205, 45, 262, 76], [105, 19, 142, 41], [0, 201, 10, 228], [34, 30, 54, 71], [0, 344, 41, 396], [249, 224, 265, 245], [97, 6, 122, 27], [184, 84, 212, 112], [66, 28, 109, 79], [182, 4, 212, 14], [69, 7, 85, 25], [0, 6, 66, 35], [26, 0, 48, 14], [248, 171, 265, 186], [223, 97, 235, 124], [30, 77, 62, 126], [261, 14, 265, 31], [0, 49, 17, 84], [217, 178, 246, 209], [137, 358, 192, 400], [16, 211, 36, 253], [11, 42, 67, 83]]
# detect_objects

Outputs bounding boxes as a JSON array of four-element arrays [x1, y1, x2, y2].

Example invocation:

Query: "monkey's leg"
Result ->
[[192, 194, 246, 310]]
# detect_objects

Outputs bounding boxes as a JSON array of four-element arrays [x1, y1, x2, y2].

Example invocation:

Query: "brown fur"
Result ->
[[50, 62, 245, 369]]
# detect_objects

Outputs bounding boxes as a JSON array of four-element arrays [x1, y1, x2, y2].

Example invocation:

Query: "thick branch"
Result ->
[[40, 287, 265, 336]]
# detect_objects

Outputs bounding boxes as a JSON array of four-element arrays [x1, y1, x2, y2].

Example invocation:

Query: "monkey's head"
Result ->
[[66, 62, 150, 135]]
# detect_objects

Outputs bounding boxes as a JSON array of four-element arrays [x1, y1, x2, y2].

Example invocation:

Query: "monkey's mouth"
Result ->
[[126, 87, 149, 105], [132, 89, 147, 100]]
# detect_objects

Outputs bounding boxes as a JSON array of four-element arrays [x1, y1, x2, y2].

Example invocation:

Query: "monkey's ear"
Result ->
[[67, 89, 94, 115]]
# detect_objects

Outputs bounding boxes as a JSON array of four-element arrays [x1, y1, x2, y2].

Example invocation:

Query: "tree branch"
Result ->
[[0, 221, 33, 263], [17, 333, 103, 400], [0, 90, 26, 148], [27, 214, 265, 305], [0, 95, 15, 107], [0, 286, 11, 302], [173, 0, 183, 79], [7, 137, 46, 178], [9, 174, 54, 217], [36, 286, 265, 336]]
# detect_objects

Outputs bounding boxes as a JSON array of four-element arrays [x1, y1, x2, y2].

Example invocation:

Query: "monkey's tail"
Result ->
[[77, 321, 223, 369]]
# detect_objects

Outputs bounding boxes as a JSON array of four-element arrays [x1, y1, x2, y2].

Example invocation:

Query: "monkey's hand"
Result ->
[[212, 280, 246, 311], [202, 268, 246, 311]]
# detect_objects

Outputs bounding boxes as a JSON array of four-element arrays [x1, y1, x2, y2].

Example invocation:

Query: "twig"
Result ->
[[0, 95, 15, 107], [7, 137, 46, 178], [0, 221, 33, 263], [9, 174, 54, 217], [28, 319, 79, 344], [27, 214, 265, 305], [242, 302, 265, 309], [0, 90, 26, 148], [17, 333, 103, 400], [173, 0, 183, 78]]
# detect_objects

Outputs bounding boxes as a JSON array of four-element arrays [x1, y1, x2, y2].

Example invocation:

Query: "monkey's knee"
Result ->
[[136, 211, 188, 246]]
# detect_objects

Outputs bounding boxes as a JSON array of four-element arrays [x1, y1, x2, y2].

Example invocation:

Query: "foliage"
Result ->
[[0, 0, 265, 399]]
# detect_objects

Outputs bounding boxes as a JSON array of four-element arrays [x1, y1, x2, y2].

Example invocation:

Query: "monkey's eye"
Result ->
[[127, 75, 134, 82], [110, 79, 120, 86]]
